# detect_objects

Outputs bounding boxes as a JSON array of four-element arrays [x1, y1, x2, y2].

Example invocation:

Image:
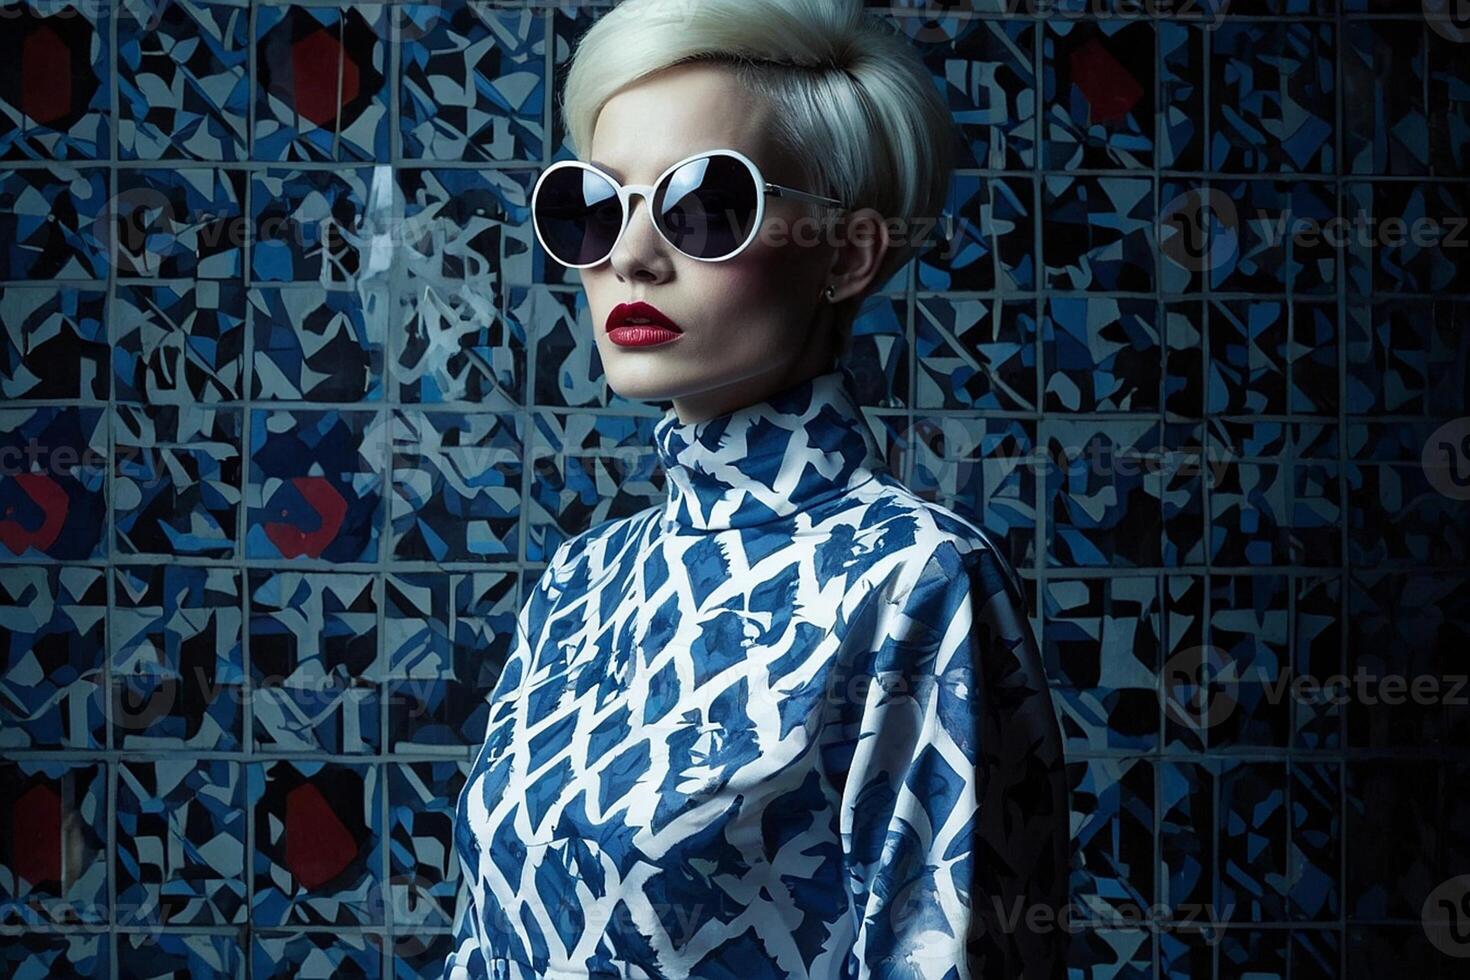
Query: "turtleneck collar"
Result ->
[[651, 366, 890, 532]]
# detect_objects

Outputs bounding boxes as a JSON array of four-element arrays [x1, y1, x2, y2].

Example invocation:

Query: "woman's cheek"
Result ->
[[699, 280, 792, 344], [725, 242, 820, 306]]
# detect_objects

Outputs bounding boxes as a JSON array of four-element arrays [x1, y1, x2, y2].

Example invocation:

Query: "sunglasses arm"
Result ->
[[764, 183, 848, 212]]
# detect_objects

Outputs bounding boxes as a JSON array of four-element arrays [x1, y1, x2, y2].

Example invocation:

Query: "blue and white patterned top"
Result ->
[[444, 367, 1067, 980]]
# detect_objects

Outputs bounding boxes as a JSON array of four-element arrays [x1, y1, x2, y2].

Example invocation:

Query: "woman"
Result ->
[[444, 1, 1067, 977]]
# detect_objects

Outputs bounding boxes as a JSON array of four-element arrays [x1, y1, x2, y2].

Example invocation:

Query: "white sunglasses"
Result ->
[[530, 147, 848, 268]]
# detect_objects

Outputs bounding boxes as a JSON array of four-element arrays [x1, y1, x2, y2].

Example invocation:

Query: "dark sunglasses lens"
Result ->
[[656, 155, 759, 259], [535, 166, 623, 265]]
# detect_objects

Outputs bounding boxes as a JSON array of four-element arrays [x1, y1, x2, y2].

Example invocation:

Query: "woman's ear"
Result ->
[[825, 206, 891, 304]]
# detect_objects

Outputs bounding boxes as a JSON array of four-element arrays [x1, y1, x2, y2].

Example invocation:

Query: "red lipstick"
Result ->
[[606, 301, 684, 348]]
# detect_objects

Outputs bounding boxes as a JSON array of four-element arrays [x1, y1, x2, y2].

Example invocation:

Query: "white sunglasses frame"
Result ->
[[530, 146, 848, 269]]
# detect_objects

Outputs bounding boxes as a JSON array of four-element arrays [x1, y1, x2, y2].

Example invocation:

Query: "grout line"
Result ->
[[1151, 20, 1163, 977], [380, 2, 400, 971], [242, 10, 259, 977], [8, 743, 1462, 763], [1032, 14, 1047, 684], [1333, 6, 1349, 978], [107, 7, 119, 976]]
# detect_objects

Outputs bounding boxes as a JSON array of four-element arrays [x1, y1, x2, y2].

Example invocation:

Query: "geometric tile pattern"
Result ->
[[0, 0, 1467, 977]]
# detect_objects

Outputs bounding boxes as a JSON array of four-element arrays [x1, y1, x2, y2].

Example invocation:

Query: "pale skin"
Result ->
[[579, 60, 891, 425]]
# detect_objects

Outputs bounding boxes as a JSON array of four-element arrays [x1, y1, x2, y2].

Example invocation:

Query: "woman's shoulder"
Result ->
[[543, 505, 663, 580], [848, 471, 1025, 595]]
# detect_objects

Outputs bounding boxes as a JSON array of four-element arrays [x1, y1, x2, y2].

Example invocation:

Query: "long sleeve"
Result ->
[[839, 538, 1068, 980], [441, 877, 487, 980], [441, 538, 574, 980]]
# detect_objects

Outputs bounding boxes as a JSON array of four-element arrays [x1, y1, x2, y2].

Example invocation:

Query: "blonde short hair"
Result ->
[[559, 0, 958, 360]]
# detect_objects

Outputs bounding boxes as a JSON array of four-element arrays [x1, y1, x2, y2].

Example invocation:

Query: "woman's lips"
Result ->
[[606, 301, 684, 347], [607, 324, 684, 347]]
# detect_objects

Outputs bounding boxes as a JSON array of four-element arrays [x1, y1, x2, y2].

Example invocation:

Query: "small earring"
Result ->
[[825, 285, 836, 301]]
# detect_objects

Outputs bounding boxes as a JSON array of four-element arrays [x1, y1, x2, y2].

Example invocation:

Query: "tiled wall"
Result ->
[[1, 0, 1468, 977]]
